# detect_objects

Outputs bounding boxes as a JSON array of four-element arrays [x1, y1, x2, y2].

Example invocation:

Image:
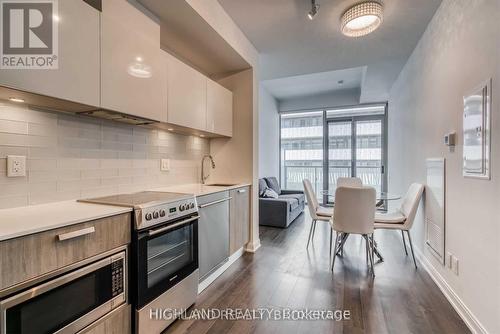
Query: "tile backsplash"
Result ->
[[0, 102, 209, 209]]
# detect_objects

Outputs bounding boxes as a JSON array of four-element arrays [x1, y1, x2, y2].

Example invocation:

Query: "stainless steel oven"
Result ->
[[79, 191, 200, 334], [134, 214, 198, 309], [0, 251, 126, 334]]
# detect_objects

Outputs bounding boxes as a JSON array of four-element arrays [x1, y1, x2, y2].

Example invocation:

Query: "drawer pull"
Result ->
[[237, 189, 247, 194], [198, 197, 232, 208], [57, 227, 95, 241]]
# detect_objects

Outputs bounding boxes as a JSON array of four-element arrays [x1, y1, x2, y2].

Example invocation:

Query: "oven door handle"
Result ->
[[148, 216, 200, 237]]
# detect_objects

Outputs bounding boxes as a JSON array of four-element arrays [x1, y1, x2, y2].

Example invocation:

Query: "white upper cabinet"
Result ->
[[207, 79, 233, 137], [0, 0, 100, 107], [166, 53, 207, 131], [101, 0, 167, 122]]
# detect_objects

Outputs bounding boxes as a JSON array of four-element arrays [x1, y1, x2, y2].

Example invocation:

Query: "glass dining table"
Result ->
[[323, 190, 402, 262], [323, 191, 401, 202]]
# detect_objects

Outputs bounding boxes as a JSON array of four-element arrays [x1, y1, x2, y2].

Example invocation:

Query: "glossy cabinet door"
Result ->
[[166, 53, 207, 131], [229, 186, 250, 255], [207, 79, 233, 137], [101, 0, 167, 122], [0, 0, 100, 107]]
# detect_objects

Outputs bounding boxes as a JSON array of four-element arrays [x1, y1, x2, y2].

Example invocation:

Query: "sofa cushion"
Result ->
[[258, 179, 268, 197], [277, 196, 299, 211], [279, 193, 305, 206], [262, 188, 279, 199], [265, 177, 281, 195]]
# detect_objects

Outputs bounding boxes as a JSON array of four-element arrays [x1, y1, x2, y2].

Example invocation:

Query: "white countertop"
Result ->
[[150, 183, 251, 197], [0, 183, 251, 242], [0, 201, 132, 241]]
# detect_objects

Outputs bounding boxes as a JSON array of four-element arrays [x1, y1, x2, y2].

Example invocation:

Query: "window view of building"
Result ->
[[280, 111, 324, 200], [280, 106, 386, 203]]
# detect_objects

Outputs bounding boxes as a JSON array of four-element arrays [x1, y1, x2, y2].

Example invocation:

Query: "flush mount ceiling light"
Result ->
[[307, 0, 319, 20], [341, 1, 383, 37]]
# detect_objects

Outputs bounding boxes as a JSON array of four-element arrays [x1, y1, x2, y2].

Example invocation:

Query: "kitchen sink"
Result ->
[[205, 183, 237, 187]]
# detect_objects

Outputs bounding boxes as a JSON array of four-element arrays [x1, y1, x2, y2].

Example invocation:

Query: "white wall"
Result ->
[[258, 86, 279, 178], [388, 0, 500, 333], [278, 88, 360, 112]]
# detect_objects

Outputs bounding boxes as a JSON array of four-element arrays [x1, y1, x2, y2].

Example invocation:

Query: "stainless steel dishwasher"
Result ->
[[197, 191, 231, 280]]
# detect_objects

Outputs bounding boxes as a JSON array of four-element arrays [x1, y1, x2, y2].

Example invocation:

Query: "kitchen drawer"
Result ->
[[0, 213, 131, 291], [78, 304, 131, 334]]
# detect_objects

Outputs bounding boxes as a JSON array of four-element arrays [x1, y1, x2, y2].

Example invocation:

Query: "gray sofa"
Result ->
[[259, 177, 305, 228]]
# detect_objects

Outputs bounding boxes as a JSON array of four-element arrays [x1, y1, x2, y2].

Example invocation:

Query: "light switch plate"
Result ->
[[7, 155, 26, 177], [160, 159, 170, 172]]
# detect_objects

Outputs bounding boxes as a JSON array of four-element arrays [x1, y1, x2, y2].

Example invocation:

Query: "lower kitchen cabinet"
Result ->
[[197, 191, 231, 280], [229, 186, 250, 255], [79, 304, 131, 334]]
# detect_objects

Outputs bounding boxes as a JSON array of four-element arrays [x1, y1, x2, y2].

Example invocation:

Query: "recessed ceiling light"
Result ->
[[167, 128, 174, 131], [199, 134, 205, 138], [341, 1, 383, 37], [307, 0, 319, 20], [9, 97, 25, 103]]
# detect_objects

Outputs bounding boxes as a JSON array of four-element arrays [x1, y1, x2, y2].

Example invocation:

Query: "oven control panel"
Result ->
[[137, 197, 198, 230]]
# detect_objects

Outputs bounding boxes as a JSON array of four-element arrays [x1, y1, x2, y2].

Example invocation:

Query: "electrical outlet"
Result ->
[[7, 155, 26, 177], [447, 252, 453, 269], [160, 159, 170, 172], [452, 256, 459, 275]]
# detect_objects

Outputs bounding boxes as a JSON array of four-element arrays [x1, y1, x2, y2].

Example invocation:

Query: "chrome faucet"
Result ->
[[201, 155, 216, 184]]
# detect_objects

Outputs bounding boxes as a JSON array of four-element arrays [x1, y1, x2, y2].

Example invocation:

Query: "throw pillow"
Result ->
[[262, 188, 279, 199]]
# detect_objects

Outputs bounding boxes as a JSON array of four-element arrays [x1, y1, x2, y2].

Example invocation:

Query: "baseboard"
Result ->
[[414, 247, 489, 334], [244, 238, 261, 253], [198, 247, 245, 294]]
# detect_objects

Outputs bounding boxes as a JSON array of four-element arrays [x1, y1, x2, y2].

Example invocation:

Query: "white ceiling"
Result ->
[[218, 0, 442, 103], [262, 66, 364, 100]]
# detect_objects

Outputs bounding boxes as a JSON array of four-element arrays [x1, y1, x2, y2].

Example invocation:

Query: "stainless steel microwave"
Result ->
[[0, 251, 126, 334]]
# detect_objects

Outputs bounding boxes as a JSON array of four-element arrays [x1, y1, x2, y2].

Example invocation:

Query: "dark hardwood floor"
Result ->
[[167, 212, 470, 334]]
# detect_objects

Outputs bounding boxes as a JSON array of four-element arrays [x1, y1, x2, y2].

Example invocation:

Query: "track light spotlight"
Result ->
[[308, 0, 319, 20]]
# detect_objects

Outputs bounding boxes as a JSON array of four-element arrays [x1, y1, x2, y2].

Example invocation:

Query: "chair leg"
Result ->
[[312, 220, 317, 240], [406, 230, 417, 269], [306, 220, 315, 249], [329, 228, 333, 257], [401, 230, 408, 256], [365, 235, 369, 264], [331, 231, 339, 272], [369, 234, 375, 277], [337, 233, 349, 256]]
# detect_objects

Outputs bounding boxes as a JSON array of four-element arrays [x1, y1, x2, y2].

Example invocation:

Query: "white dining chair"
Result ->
[[331, 177, 363, 255], [374, 183, 425, 268], [303, 179, 334, 251], [336, 177, 363, 188], [331, 186, 376, 276]]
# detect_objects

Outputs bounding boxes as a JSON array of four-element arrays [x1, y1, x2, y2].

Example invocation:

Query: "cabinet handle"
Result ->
[[237, 189, 247, 194], [198, 197, 232, 208], [58, 227, 95, 241]]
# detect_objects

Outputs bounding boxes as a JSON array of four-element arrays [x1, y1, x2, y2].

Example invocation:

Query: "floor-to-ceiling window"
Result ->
[[280, 111, 324, 201], [280, 105, 387, 205]]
